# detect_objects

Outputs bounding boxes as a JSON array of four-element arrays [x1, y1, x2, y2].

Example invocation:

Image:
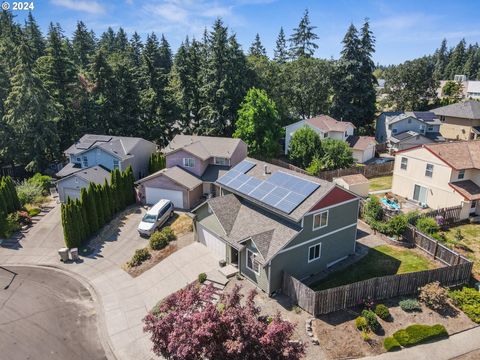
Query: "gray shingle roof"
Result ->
[[56, 162, 82, 177], [135, 166, 202, 190], [206, 194, 301, 263], [433, 101, 480, 120], [201, 165, 230, 183], [58, 165, 111, 185], [163, 135, 244, 160]]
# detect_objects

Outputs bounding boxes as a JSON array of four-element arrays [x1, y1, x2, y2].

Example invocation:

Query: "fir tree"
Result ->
[[445, 39, 466, 79], [103, 180, 112, 222], [95, 185, 105, 228], [248, 33, 267, 57], [86, 183, 99, 233], [433, 39, 449, 80], [80, 187, 91, 236], [463, 44, 479, 79], [289, 9, 319, 59], [23, 13, 45, 61], [72, 21, 96, 70], [273, 27, 288, 63]]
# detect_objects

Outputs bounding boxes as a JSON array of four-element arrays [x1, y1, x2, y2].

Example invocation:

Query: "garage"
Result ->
[[197, 224, 226, 260], [145, 187, 184, 208], [64, 188, 81, 201]]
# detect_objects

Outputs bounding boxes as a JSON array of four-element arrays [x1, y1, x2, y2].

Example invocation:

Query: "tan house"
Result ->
[[433, 101, 480, 140], [135, 135, 247, 209], [392, 141, 480, 219]]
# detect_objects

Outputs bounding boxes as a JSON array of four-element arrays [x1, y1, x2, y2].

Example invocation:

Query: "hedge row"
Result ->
[[384, 324, 448, 351], [0, 176, 21, 217], [148, 153, 166, 174], [61, 167, 135, 249]]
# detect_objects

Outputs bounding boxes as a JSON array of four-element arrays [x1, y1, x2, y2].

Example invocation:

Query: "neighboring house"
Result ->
[[437, 78, 480, 100], [56, 166, 111, 203], [376, 111, 443, 151], [346, 136, 376, 163], [391, 141, 480, 220], [135, 135, 247, 209], [285, 115, 355, 154], [56, 134, 156, 202], [333, 174, 370, 197], [432, 101, 480, 141], [192, 158, 360, 295]]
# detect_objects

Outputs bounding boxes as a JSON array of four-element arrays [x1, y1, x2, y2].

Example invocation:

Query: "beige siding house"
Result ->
[[392, 141, 480, 219], [433, 101, 480, 141]]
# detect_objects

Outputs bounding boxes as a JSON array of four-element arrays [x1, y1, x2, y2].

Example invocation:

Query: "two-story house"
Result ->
[[192, 158, 360, 295], [285, 115, 376, 163], [392, 141, 480, 220], [432, 101, 480, 141], [376, 111, 444, 152], [135, 135, 247, 209], [56, 134, 156, 202]]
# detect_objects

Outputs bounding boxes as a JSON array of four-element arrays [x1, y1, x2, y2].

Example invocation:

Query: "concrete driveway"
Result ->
[[0, 204, 220, 360]]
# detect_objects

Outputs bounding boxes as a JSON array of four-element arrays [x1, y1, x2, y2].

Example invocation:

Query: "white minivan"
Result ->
[[138, 199, 174, 237]]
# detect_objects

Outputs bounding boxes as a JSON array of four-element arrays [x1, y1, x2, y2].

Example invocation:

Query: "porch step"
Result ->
[[205, 270, 229, 286], [219, 264, 238, 279], [204, 280, 225, 291]]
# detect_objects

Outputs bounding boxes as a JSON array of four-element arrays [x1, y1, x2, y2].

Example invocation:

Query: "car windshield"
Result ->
[[142, 214, 157, 223]]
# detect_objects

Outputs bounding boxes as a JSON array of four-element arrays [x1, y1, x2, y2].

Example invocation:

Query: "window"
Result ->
[[113, 159, 119, 170], [427, 126, 434, 131], [408, 118, 412, 124], [344, 131, 348, 137], [425, 163, 434, 177], [458, 169, 465, 180], [82, 155, 88, 168], [183, 158, 195, 167], [313, 211, 328, 230], [246, 248, 260, 274], [76, 157, 81, 164], [308, 243, 321, 262], [471, 200, 477, 209], [214, 157, 228, 165], [400, 157, 408, 170], [392, 128, 397, 134], [440, 116, 445, 122]]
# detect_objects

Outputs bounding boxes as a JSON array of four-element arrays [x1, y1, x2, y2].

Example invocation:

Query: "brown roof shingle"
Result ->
[[306, 115, 355, 132], [163, 135, 244, 160], [346, 136, 376, 151], [449, 180, 480, 201], [424, 141, 480, 170]]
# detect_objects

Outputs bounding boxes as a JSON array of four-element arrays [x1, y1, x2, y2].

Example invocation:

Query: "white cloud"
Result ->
[[51, 0, 106, 14]]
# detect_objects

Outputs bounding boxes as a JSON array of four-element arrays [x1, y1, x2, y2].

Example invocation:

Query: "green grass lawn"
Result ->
[[311, 245, 436, 291], [441, 223, 480, 279], [369, 175, 393, 192]]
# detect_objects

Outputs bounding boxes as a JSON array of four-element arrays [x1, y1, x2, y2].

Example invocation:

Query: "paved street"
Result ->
[[0, 204, 219, 360], [0, 266, 106, 360]]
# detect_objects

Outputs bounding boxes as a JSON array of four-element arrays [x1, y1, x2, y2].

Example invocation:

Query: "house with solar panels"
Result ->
[[55, 134, 156, 202], [192, 158, 360, 295]]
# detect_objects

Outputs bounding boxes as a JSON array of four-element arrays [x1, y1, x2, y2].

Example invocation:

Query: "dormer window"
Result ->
[[214, 157, 228, 166], [183, 158, 195, 168], [458, 169, 465, 180]]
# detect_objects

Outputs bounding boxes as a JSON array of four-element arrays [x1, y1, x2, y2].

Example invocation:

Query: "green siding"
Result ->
[[239, 241, 269, 293]]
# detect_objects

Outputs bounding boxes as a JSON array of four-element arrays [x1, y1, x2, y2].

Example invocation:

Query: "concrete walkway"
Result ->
[[0, 204, 219, 360], [362, 326, 480, 360]]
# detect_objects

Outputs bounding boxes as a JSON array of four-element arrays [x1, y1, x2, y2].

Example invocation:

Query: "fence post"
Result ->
[[433, 240, 439, 260]]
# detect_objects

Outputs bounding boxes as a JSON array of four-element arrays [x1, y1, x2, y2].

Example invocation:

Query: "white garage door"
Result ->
[[64, 188, 81, 201], [145, 187, 184, 208], [197, 225, 226, 260]]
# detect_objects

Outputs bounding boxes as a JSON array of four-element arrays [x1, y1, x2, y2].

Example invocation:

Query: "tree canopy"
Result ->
[[288, 126, 322, 168]]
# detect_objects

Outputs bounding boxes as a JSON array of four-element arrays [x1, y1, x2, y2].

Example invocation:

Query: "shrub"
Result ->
[[27, 207, 41, 217], [361, 310, 380, 331], [27, 173, 52, 194], [17, 211, 32, 226], [198, 273, 207, 284], [162, 226, 176, 242], [362, 296, 375, 310], [0, 213, 21, 238], [399, 299, 422, 312], [374, 304, 391, 320], [355, 316, 368, 331], [361, 330, 371, 342], [129, 248, 151, 267], [405, 210, 421, 224], [431, 232, 446, 242], [393, 324, 447, 347], [449, 287, 480, 323], [383, 337, 401, 351], [416, 217, 440, 235], [149, 231, 169, 250], [386, 214, 408, 238], [292, 305, 302, 314], [364, 195, 383, 222], [419, 282, 449, 310], [454, 228, 464, 242], [16, 180, 44, 206]]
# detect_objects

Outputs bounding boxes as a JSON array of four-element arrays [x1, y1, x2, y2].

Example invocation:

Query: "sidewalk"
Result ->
[[362, 326, 480, 360], [0, 204, 219, 360]]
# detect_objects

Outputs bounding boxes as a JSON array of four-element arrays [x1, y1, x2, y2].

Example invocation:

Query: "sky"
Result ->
[[8, 0, 480, 65]]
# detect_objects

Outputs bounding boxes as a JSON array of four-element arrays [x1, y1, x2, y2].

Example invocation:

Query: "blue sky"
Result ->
[[9, 0, 480, 64]]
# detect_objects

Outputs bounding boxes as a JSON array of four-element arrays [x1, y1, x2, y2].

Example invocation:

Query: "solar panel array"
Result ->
[[217, 160, 319, 214]]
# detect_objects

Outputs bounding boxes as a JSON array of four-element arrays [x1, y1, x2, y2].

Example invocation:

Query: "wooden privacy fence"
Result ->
[[406, 205, 463, 226], [283, 260, 472, 315], [262, 158, 394, 182]]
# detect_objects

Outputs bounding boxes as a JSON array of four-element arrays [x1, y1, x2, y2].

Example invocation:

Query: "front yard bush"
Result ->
[[149, 231, 169, 250], [0, 213, 21, 238], [449, 287, 480, 323], [392, 324, 447, 347], [399, 298, 422, 312], [419, 282, 449, 311], [361, 310, 380, 331], [383, 336, 401, 352], [27, 173, 52, 194], [198, 272, 207, 284], [129, 248, 151, 267], [162, 226, 176, 242], [16, 180, 44, 206], [374, 304, 391, 320], [355, 316, 368, 331], [416, 217, 440, 236]]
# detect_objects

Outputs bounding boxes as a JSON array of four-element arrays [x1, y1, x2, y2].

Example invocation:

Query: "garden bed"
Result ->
[[313, 296, 476, 359], [311, 244, 439, 291]]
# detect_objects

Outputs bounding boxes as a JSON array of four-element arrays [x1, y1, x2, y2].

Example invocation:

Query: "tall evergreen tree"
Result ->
[[273, 27, 288, 63], [433, 39, 449, 80], [23, 13, 45, 61], [2, 41, 59, 171], [72, 21, 96, 70], [463, 44, 479, 79], [248, 33, 266, 57], [445, 39, 466, 79], [86, 182, 99, 233], [98, 27, 116, 53], [289, 9, 319, 59]]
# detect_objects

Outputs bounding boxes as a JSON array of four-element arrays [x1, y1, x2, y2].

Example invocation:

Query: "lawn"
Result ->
[[311, 245, 437, 291], [441, 223, 480, 279], [369, 175, 393, 192]]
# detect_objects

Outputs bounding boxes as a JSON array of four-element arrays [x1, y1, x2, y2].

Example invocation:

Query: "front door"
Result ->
[[230, 248, 239, 266], [413, 185, 428, 204], [470, 200, 477, 215]]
